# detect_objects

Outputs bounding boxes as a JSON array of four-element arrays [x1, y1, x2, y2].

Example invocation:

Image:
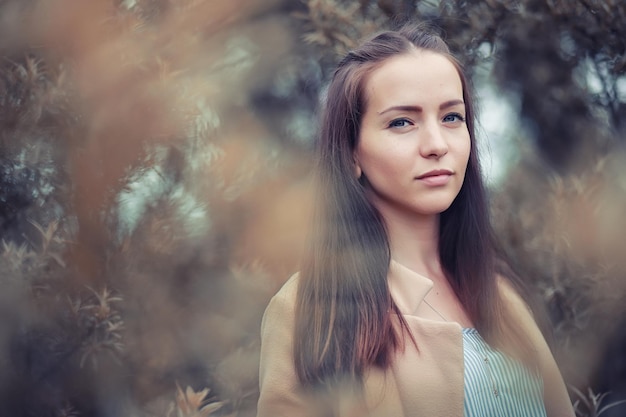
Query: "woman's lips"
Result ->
[[416, 170, 453, 186]]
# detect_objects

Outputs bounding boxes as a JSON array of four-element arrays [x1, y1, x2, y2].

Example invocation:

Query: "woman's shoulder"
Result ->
[[262, 272, 301, 325], [494, 274, 543, 349], [496, 274, 534, 317], [495, 278, 576, 416], [270, 272, 300, 304]]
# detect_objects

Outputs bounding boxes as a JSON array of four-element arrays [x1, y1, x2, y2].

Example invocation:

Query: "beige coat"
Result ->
[[257, 261, 575, 417]]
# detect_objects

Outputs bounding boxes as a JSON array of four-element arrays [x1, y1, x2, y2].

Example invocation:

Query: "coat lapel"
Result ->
[[387, 260, 434, 316], [385, 260, 465, 417]]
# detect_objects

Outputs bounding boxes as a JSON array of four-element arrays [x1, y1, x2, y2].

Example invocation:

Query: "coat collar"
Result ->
[[388, 260, 434, 316]]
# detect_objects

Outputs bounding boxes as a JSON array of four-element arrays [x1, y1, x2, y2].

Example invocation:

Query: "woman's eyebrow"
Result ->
[[378, 99, 465, 115], [378, 105, 421, 115], [439, 99, 465, 110]]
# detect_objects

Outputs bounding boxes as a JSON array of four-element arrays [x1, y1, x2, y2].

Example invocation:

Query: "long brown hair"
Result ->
[[294, 24, 531, 388]]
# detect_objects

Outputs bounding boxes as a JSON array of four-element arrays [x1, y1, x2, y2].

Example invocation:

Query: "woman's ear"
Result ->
[[354, 157, 362, 179]]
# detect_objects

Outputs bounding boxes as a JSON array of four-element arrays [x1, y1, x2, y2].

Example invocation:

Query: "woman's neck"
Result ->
[[379, 206, 443, 280]]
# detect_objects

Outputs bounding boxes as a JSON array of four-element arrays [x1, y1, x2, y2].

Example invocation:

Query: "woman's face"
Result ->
[[354, 50, 471, 219]]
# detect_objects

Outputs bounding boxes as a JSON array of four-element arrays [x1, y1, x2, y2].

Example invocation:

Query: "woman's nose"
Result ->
[[419, 122, 448, 159]]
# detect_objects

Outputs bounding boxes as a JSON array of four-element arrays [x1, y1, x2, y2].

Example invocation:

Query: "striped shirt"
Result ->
[[463, 328, 547, 417]]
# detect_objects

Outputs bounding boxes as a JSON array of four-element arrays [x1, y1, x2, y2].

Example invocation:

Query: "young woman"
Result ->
[[257, 25, 575, 417]]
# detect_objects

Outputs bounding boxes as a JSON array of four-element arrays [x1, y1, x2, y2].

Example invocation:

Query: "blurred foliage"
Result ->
[[571, 386, 626, 417], [0, 0, 625, 415]]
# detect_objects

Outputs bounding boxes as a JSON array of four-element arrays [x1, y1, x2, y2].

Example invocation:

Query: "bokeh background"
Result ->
[[1, 0, 625, 416]]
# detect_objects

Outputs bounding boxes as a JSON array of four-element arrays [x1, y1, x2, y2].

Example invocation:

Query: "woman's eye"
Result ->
[[388, 118, 412, 128], [442, 113, 466, 123]]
